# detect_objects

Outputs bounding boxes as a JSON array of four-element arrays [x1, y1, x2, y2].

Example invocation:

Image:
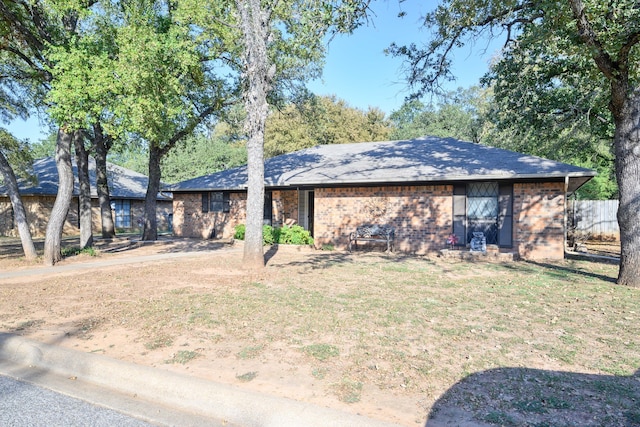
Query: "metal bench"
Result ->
[[348, 225, 395, 252]]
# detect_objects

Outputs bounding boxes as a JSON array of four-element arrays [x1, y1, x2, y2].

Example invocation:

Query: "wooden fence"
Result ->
[[567, 199, 619, 238]]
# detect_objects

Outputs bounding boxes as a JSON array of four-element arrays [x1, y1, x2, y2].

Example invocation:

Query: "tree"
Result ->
[[390, 0, 640, 287], [43, 128, 75, 265], [113, 0, 228, 241], [0, 0, 87, 266], [231, 0, 371, 269], [29, 133, 57, 158], [46, 0, 227, 241], [73, 131, 93, 248], [265, 95, 391, 158], [91, 123, 116, 238], [480, 32, 617, 200], [161, 132, 247, 184], [0, 129, 37, 260], [234, 0, 270, 269], [389, 87, 487, 142], [3, 0, 111, 264]]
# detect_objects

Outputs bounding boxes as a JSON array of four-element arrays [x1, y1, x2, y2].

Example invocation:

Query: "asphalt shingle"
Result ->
[[171, 136, 595, 193]]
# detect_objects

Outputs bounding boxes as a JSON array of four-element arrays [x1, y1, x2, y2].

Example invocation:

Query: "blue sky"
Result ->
[[308, 1, 500, 113], [6, 1, 500, 143]]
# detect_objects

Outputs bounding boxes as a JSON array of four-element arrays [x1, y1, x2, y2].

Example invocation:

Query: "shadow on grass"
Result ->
[[425, 367, 640, 426], [269, 246, 424, 270], [520, 260, 618, 284], [98, 236, 231, 255], [0, 236, 82, 259]]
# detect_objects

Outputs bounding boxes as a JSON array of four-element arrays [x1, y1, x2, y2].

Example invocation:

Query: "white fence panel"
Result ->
[[568, 199, 619, 236]]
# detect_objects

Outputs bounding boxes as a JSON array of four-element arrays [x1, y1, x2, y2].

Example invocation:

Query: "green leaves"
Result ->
[[265, 95, 391, 157], [389, 88, 487, 143], [0, 128, 35, 181]]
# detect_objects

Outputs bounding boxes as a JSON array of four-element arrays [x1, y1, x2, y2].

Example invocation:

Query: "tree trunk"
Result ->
[[244, 125, 266, 269], [612, 85, 640, 287], [43, 128, 74, 266], [0, 150, 37, 260], [141, 144, 161, 241], [93, 123, 115, 238], [236, 0, 272, 269], [74, 131, 93, 249]]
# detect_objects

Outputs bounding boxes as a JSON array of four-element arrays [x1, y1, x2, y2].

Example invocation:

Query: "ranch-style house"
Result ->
[[169, 136, 596, 260], [0, 157, 172, 237]]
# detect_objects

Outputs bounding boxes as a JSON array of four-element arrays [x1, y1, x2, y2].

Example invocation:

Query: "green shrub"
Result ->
[[233, 223, 313, 246], [262, 225, 275, 245], [61, 246, 97, 257], [234, 224, 246, 240], [277, 224, 313, 245]]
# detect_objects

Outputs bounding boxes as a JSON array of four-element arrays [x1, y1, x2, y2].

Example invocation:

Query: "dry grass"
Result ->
[[0, 239, 638, 425]]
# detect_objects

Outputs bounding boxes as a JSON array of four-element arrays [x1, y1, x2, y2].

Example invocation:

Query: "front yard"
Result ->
[[0, 239, 637, 425]]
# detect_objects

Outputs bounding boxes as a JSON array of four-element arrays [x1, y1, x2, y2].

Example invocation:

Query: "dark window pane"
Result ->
[[467, 182, 499, 245], [210, 192, 224, 212]]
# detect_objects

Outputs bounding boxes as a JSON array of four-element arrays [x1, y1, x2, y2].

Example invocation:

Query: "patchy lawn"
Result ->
[[0, 238, 637, 426]]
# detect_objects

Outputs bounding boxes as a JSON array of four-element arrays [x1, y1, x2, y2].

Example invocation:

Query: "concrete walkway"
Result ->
[[0, 250, 230, 281], [0, 240, 244, 281]]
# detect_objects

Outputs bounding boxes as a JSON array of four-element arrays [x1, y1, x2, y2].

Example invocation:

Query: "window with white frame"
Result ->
[[111, 200, 132, 228]]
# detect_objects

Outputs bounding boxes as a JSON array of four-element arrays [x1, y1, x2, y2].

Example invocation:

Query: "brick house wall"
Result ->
[[172, 181, 567, 260], [513, 181, 566, 260], [0, 195, 77, 237], [0, 196, 172, 237], [173, 190, 299, 238], [272, 190, 299, 227], [173, 192, 247, 238], [313, 185, 452, 253]]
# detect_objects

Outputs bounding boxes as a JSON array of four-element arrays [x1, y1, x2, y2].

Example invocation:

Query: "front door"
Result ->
[[298, 189, 314, 236], [307, 191, 314, 236]]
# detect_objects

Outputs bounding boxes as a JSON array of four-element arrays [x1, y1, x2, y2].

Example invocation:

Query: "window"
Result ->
[[467, 182, 499, 245], [111, 200, 131, 228], [452, 182, 513, 247], [202, 192, 230, 213]]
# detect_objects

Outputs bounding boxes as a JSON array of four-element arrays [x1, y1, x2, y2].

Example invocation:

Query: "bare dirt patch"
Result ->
[[1, 237, 638, 426]]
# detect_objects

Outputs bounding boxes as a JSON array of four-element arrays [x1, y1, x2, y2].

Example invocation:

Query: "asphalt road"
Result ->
[[0, 374, 155, 427]]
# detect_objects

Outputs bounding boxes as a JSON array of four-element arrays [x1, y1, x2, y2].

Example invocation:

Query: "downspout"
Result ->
[[564, 176, 569, 256]]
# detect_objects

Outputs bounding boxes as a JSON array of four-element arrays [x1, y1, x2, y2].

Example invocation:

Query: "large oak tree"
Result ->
[[390, 0, 640, 287], [229, 0, 371, 268]]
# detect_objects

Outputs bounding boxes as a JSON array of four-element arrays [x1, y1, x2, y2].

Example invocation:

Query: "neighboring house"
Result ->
[[169, 136, 596, 260], [0, 157, 172, 237]]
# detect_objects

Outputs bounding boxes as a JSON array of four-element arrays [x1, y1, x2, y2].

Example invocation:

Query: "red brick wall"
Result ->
[[1, 196, 172, 237], [275, 190, 299, 226], [173, 190, 299, 238], [313, 185, 452, 253], [513, 182, 566, 260], [173, 192, 246, 238], [172, 182, 567, 260]]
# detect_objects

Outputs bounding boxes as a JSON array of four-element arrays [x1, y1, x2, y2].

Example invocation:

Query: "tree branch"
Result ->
[[161, 104, 219, 156], [568, 0, 619, 81]]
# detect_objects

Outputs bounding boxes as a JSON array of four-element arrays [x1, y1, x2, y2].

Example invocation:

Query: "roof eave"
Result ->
[[286, 171, 597, 187]]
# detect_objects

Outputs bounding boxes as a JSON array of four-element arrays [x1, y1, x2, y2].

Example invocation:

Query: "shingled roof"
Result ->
[[170, 136, 596, 194], [0, 157, 170, 200]]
